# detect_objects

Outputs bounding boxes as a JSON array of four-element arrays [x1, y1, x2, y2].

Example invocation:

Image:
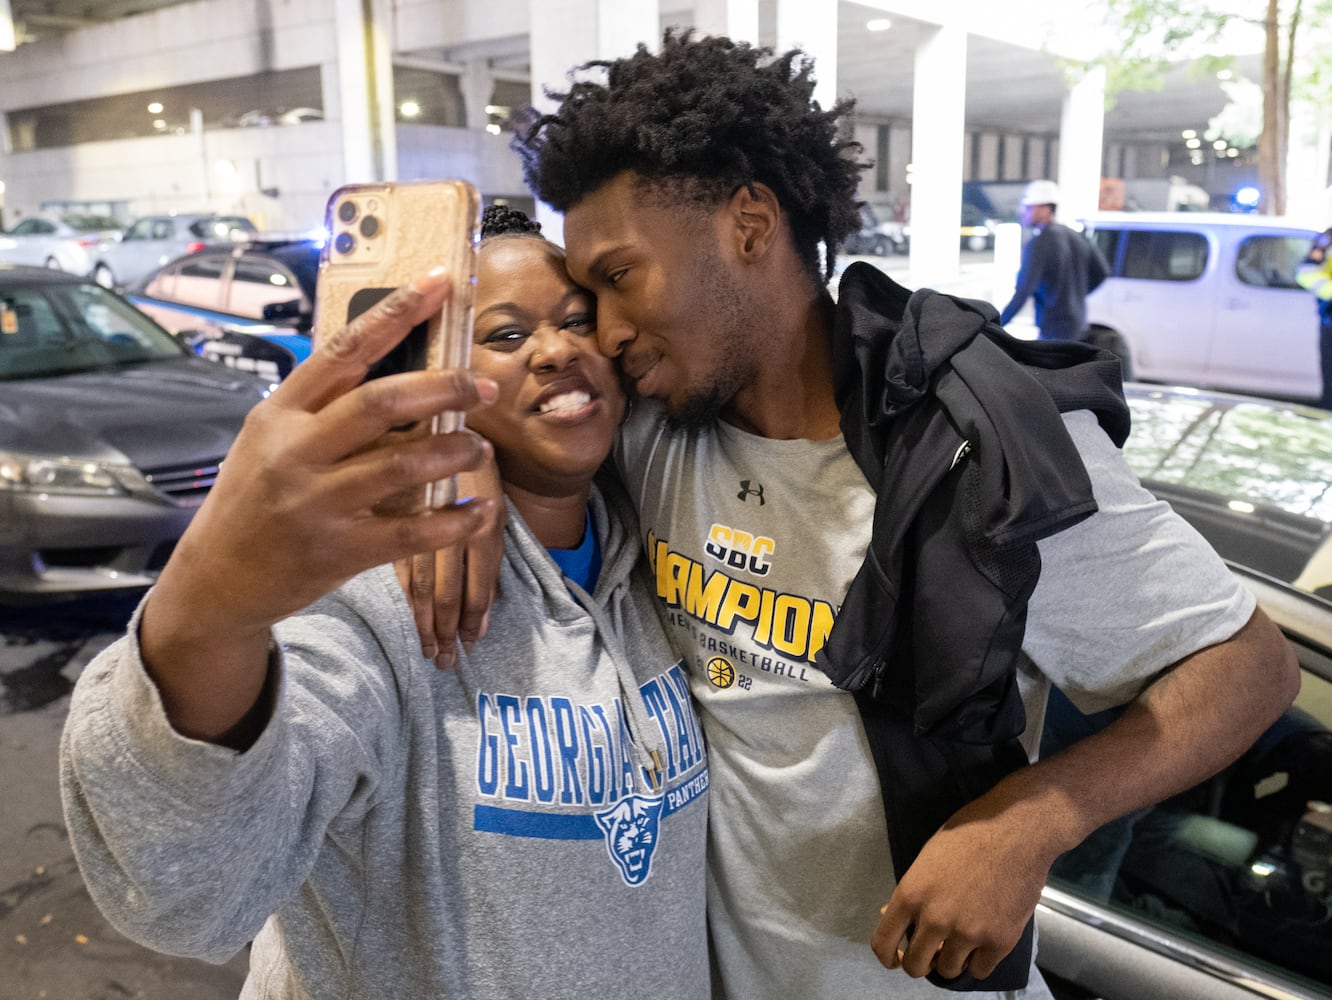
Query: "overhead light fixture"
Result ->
[[1181, 129, 1197, 139], [485, 123, 502, 135], [1226, 148, 1239, 157], [147, 101, 164, 114], [399, 100, 421, 118], [153, 119, 167, 130], [1213, 139, 1227, 150], [1217, 69, 1233, 80], [867, 18, 892, 31], [1185, 137, 1201, 149]]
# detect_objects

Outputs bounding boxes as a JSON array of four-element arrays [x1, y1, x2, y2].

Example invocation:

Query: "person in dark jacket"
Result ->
[[409, 30, 1299, 1000], [998, 179, 1110, 342]]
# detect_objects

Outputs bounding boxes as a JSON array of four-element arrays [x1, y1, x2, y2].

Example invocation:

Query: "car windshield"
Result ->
[[63, 214, 122, 232], [0, 281, 186, 379]]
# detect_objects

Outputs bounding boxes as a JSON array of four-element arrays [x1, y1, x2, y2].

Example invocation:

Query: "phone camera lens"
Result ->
[[337, 200, 358, 224], [359, 215, 380, 239], [334, 232, 356, 255]]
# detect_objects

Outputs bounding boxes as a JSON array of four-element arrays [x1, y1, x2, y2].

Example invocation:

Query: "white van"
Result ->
[[1083, 212, 1321, 402]]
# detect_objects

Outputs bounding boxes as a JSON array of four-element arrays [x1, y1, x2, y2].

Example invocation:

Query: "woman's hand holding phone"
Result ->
[[139, 270, 497, 745]]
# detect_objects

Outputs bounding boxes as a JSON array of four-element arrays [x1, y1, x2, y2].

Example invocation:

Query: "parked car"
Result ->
[[0, 264, 272, 603], [843, 204, 907, 257], [90, 212, 258, 291], [899, 203, 1006, 253], [1036, 384, 1332, 1000], [127, 235, 319, 381], [1083, 213, 1321, 403], [0, 213, 123, 274]]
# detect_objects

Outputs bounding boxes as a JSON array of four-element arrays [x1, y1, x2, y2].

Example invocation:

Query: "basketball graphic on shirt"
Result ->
[[706, 656, 736, 689]]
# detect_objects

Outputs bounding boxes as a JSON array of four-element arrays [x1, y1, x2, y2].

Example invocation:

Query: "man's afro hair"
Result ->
[[512, 30, 867, 282]]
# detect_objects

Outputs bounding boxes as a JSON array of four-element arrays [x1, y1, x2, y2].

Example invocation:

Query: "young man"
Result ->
[[463, 31, 1294, 999], [998, 179, 1109, 342]]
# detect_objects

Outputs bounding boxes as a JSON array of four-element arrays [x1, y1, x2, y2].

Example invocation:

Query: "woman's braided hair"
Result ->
[[511, 30, 867, 283], [480, 203, 544, 241]]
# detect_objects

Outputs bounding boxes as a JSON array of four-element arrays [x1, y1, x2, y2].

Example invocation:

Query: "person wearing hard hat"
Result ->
[[1295, 226, 1332, 409], [999, 179, 1109, 342]]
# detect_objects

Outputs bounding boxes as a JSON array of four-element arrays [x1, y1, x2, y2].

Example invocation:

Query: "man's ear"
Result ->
[[725, 182, 781, 262]]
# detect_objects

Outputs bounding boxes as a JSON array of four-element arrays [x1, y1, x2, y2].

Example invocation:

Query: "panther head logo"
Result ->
[[594, 794, 664, 886]]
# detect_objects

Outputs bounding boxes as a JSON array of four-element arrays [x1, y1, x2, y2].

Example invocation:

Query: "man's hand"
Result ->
[[396, 460, 506, 669], [141, 268, 498, 742], [870, 784, 1058, 981]]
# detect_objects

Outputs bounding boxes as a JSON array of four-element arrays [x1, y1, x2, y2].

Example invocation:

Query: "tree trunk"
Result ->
[[1259, 0, 1282, 213]]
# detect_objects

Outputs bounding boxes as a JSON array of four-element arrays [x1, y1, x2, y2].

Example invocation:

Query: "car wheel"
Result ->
[[1087, 327, 1133, 380], [93, 264, 116, 289], [871, 236, 890, 256], [966, 234, 989, 252], [45, 256, 62, 270]]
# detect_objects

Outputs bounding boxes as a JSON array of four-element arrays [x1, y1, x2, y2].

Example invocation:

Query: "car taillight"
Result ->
[[76, 238, 99, 247], [184, 241, 206, 254]]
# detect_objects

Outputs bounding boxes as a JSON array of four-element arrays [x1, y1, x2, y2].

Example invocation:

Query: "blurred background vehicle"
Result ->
[[1084, 213, 1321, 403], [0, 264, 272, 603], [1037, 384, 1332, 1000], [0, 214, 124, 274], [843, 204, 907, 257], [90, 213, 258, 292], [127, 234, 319, 381]]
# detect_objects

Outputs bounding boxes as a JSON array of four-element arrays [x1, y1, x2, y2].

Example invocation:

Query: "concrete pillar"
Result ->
[[1055, 63, 1105, 225], [334, 0, 398, 184], [0, 0, 15, 52], [459, 59, 495, 132], [693, 0, 759, 43], [1286, 101, 1332, 227], [528, 0, 659, 241], [775, 0, 837, 112], [908, 23, 966, 287]]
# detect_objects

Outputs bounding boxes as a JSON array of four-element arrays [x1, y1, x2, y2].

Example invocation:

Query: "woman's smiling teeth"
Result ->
[[538, 390, 592, 415]]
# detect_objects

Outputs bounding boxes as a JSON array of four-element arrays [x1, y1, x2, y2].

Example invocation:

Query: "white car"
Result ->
[[90, 213, 257, 291], [1084, 213, 1321, 402], [0, 214, 123, 274]]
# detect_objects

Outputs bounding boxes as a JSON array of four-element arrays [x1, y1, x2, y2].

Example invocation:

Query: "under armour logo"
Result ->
[[738, 480, 765, 505]]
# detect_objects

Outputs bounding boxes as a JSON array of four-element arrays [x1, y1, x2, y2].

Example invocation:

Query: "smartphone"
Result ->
[[313, 179, 481, 512]]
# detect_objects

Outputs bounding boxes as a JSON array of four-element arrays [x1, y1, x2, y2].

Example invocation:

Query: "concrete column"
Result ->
[[334, 0, 398, 184], [1055, 63, 1105, 225], [459, 59, 495, 132], [776, 0, 837, 112], [908, 23, 965, 287], [693, 0, 759, 43], [528, 0, 658, 241], [0, 0, 15, 52], [1286, 101, 1332, 227]]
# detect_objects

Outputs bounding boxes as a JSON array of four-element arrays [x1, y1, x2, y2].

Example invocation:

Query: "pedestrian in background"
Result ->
[[1295, 225, 1332, 410], [1000, 179, 1109, 342]]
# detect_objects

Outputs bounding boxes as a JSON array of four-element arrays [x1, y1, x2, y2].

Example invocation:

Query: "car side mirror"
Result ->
[[261, 298, 305, 321]]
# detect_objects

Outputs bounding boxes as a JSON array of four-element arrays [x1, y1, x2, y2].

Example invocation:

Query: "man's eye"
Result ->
[[563, 313, 593, 331], [606, 268, 628, 287]]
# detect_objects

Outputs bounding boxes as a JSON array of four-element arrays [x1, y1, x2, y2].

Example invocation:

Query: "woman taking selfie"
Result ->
[[60, 207, 709, 998]]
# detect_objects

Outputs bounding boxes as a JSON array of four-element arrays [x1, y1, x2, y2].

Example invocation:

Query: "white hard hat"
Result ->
[[1020, 180, 1061, 207]]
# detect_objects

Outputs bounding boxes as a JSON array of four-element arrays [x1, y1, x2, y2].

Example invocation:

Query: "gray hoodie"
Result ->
[[60, 481, 710, 999]]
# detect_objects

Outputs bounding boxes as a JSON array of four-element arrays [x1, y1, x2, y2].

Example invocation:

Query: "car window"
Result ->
[[0, 282, 183, 378], [178, 257, 228, 280], [1089, 228, 1121, 270], [124, 219, 155, 241], [151, 219, 175, 240], [1235, 235, 1309, 290], [1121, 230, 1208, 281], [63, 214, 120, 232], [188, 216, 256, 239], [12, 218, 55, 235], [227, 257, 302, 319], [1043, 656, 1332, 996]]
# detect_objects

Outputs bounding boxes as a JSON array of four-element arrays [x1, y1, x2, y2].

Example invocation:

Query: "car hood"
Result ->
[[0, 356, 268, 469]]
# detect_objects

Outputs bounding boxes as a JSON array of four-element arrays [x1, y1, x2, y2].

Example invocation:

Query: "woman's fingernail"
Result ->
[[415, 266, 449, 294]]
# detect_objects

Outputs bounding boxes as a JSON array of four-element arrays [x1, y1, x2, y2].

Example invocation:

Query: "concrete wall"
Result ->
[[0, 0, 531, 229]]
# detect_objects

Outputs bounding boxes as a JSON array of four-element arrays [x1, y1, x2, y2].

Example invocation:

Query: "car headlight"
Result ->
[[0, 451, 139, 496]]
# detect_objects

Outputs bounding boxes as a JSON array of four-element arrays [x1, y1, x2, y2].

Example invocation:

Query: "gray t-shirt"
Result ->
[[616, 403, 1253, 1000]]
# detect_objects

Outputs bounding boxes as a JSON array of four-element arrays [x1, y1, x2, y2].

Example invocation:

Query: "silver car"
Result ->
[[0, 264, 271, 602], [1037, 385, 1332, 1000], [90, 213, 258, 291], [0, 214, 123, 274]]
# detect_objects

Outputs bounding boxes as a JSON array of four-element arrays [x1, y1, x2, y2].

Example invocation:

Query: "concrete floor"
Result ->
[[0, 596, 249, 1000]]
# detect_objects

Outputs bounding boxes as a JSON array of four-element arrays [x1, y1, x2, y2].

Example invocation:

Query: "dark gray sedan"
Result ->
[[1037, 385, 1332, 1000], [0, 264, 271, 603]]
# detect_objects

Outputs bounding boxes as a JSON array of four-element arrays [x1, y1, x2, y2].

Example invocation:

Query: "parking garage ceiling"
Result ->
[[4, 0, 1253, 146]]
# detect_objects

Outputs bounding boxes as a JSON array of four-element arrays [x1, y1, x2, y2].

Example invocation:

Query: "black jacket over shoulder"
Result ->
[[822, 262, 1129, 991]]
